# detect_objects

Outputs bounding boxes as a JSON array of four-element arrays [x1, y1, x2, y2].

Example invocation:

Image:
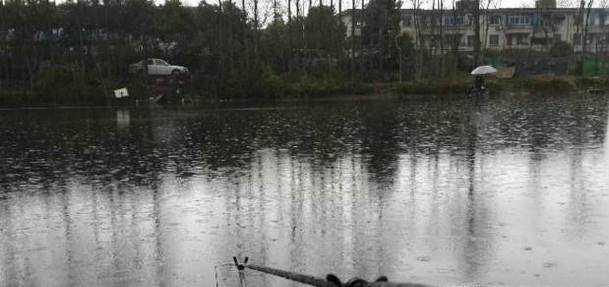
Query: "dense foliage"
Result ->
[[1, 0, 590, 106], [0, 0, 428, 105]]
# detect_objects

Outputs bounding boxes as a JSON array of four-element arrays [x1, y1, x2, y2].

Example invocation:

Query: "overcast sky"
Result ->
[[175, 0, 600, 22], [175, 0, 587, 8]]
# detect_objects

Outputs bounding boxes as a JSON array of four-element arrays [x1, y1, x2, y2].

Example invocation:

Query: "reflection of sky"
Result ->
[[3, 145, 609, 286], [2, 98, 609, 286], [606, 101, 609, 164]]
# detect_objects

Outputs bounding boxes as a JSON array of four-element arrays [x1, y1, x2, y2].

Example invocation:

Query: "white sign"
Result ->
[[114, 88, 129, 98]]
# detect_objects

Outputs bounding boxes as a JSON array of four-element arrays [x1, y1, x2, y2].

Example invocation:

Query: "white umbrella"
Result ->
[[471, 65, 497, 75]]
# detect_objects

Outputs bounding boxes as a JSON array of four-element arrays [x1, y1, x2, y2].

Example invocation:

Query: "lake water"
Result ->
[[1, 95, 609, 286]]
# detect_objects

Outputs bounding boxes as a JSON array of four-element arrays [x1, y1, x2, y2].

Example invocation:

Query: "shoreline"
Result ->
[[1, 76, 607, 108]]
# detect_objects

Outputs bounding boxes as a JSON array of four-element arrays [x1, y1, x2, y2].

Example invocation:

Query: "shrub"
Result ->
[[261, 66, 288, 98], [32, 66, 107, 105], [549, 41, 573, 58], [0, 90, 35, 107], [576, 76, 609, 89], [393, 78, 470, 96], [524, 76, 576, 93]]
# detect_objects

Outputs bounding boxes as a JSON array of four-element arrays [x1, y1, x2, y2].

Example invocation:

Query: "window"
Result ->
[[517, 33, 529, 45], [402, 15, 412, 26], [466, 15, 477, 26], [490, 15, 501, 25], [554, 34, 561, 41], [506, 33, 529, 46], [445, 16, 464, 26], [445, 34, 462, 46], [489, 35, 499, 46], [596, 14, 605, 26], [508, 15, 530, 26], [573, 33, 581, 45], [424, 35, 440, 48], [424, 16, 434, 26], [466, 35, 475, 47]]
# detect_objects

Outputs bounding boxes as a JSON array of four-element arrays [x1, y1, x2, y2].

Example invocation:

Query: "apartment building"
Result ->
[[342, 0, 609, 54]]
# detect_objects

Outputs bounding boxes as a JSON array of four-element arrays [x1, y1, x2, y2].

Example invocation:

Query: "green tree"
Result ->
[[303, 6, 345, 56], [361, 0, 401, 79], [261, 18, 289, 71], [157, 0, 193, 45]]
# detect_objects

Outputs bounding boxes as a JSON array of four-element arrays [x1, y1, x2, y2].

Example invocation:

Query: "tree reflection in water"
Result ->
[[1, 95, 609, 286]]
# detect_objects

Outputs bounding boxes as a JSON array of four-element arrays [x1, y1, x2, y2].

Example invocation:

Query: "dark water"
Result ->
[[1, 95, 609, 286]]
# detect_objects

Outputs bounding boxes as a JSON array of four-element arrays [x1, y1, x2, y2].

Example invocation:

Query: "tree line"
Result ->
[[1, 0, 403, 104], [0, 0, 600, 105]]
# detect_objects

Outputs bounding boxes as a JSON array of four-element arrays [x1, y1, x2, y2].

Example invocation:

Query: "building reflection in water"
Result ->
[[116, 109, 130, 130], [2, 96, 609, 286]]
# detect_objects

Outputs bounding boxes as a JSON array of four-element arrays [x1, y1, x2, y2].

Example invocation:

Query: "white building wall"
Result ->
[[341, 8, 609, 53]]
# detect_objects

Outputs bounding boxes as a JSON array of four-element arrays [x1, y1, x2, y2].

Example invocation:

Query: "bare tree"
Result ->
[[473, 0, 481, 66], [407, 0, 424, 79], [582, 0, 594, 54], [351, 0, 355, 84], [480, 0, 496, 56], [254, 0, 260, 30]]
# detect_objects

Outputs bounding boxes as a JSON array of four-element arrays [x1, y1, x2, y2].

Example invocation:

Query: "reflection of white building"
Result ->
[[341, 0, 609, 53], [116, 109, 130, 130]]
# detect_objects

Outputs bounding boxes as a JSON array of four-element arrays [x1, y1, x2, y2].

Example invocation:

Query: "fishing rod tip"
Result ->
[[232, 256, 245, 270]]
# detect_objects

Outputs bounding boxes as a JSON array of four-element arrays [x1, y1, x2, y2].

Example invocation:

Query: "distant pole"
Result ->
[[351, 0, 355, 90], [254, 0, 259, 29], [473, 0, 481, 67], [360, 0, 364, 79]]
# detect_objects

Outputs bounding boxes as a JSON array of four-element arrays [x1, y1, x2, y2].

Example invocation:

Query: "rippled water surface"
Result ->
[[2, 95, 609, 286]]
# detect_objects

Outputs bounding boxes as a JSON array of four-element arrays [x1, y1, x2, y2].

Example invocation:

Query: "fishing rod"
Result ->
[[231, 257, 432, 287]]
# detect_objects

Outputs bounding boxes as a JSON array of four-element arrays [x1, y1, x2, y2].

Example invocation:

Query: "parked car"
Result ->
[[129, 58, 189, 76]]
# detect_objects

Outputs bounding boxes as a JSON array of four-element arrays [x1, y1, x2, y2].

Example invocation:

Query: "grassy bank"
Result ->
[[2, 74, 607, 107], [392, 75, 609, 99]]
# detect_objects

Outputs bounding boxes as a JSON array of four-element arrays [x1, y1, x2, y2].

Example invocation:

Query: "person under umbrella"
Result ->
[[471, 65, 497, 93]]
